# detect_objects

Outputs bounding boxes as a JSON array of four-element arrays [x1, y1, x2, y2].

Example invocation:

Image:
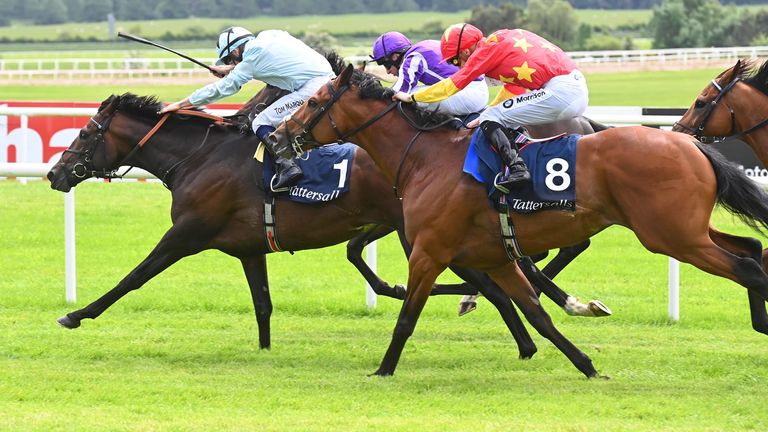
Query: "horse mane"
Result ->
[[738, 59, 768, 97], [349, 69, 461, 130], [100, 93, 239, 130], [320, 50, 346, 76]]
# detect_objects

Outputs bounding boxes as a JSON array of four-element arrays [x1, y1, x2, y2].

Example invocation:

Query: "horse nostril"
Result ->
[[46, 170, 55, 182]]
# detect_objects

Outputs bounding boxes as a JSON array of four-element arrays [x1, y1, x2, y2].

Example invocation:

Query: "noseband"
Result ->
[[282, 81, 398, 156], [63, 113, 123, 179], [674, 77, 768, 143]]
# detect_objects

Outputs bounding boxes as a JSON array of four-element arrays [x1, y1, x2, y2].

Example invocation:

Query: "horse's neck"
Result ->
[[355, 121, 470, 186], [131, 126, 258, 184]]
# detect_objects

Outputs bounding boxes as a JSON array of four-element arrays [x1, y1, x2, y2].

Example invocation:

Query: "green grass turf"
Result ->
[[0, 67, 725, 107], [1, 178, 768, 430]]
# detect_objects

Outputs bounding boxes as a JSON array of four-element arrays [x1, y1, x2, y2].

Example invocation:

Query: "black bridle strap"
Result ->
[[675, 77, 768, 142], [336, 101, 399, 142], [392, 131, 423, 199]]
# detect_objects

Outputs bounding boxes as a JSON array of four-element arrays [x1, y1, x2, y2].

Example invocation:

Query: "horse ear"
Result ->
[[735, 59, 742, 74], [337, 63, 354, 87]]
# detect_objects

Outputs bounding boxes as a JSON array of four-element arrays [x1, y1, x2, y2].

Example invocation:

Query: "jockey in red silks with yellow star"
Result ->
[[393, 23, 589, 191]]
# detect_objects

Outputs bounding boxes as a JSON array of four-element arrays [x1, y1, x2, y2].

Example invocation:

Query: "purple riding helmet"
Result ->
[[370, 32, 412, 64]]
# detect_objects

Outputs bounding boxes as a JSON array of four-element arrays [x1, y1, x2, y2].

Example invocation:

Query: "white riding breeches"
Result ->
[[252, 74, 334, 131], [415, 79, 489, 116], [478, 70, 589, 128]]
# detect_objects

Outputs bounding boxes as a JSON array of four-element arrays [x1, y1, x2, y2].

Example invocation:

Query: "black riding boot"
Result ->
[[482, 121, 530, 193], [271, 156, 303, 192]]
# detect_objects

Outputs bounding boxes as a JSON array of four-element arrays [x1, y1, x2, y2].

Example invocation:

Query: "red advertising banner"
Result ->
[[0, 101, 241, 164]]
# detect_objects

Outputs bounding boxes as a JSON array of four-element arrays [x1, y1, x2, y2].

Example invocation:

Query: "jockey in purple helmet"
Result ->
[[370, 31, 488, 116]]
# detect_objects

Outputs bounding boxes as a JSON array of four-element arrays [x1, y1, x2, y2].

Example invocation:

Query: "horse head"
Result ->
[[268, 64, 359, 159], [674, 59, 768, 146], [47, 94, 144, 192]]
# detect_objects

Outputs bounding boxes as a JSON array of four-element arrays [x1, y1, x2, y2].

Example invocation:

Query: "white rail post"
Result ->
[[19, 115, 29, 184], [64, 189, 77, 303], [668, 257, 679, 321], [365, 241, 378, 308]]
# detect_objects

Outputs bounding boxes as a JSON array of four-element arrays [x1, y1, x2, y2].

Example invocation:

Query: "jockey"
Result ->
[[370, 31, 488, 116], [392, 24, 589, 192], [160, 26, 335, 192]]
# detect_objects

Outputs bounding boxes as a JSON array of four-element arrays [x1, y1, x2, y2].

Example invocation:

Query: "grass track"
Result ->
[[0, 67, 727, 106], [2, 181, 768, 430]]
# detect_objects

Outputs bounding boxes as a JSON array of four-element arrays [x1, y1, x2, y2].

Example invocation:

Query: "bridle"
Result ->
[[278, 79, 461, 198], [281, 81, 399, 157], [63, 106, 225, 187], [674, 77, 768, 143]]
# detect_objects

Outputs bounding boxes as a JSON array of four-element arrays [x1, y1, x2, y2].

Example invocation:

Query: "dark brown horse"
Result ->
[[46, 90, 604, 360], [269, 65, 768, 377]]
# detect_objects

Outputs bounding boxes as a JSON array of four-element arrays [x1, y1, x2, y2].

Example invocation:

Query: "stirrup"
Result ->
[[270, 174, 291, 193], [493, 172, 511, 195]]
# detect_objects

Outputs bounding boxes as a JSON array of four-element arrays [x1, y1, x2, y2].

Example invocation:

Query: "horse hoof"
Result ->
[[369, 369, 393, 377], [458, 301, 477, 317], [589, 373, 611, 380], [56, 314, 80, 329], [589, 300, 612, 317]]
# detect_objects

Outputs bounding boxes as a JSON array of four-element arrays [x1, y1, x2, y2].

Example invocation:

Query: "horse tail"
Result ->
[[696, 141, 768, 234]]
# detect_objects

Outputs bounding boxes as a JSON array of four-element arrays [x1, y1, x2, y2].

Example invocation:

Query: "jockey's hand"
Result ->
[[158, 99, 191, 115], [466, 118, 480, 129], [392, 91, 414, 103], [210, 64, 234, 78]]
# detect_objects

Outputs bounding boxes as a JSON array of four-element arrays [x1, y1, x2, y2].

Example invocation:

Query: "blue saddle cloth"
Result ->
[[263, 144, 356, 204], [463, 130, 579, 214]]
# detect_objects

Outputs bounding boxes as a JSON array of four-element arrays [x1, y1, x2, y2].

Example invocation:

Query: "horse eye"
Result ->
[[694, 100, 706, 109], [307, 99, 318, 108], [79, 131, 88, 140]]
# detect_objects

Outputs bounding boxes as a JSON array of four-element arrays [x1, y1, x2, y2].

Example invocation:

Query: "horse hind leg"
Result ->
[[241, 255, 273, 349], [486, 263, 600, 378], [708, 228, 768, 335], [346, 225, 406, 299]]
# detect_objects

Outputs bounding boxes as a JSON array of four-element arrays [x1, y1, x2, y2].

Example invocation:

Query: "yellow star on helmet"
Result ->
[[513, 61, 537, 82], [513, 38, 534, 53], [540, 41, 558, 52]]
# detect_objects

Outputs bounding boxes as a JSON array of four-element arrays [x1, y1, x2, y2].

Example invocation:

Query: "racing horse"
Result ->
[[673, 58, 768, 333], [268, 65, 768, 377], [235, 83, 608, 317], [46, 91, 604, 360]]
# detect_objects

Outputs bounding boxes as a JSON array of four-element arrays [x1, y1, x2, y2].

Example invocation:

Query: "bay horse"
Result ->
[[673, 58, 768, 332], [46, 91, 602, 360], [236, 84, 608, 317], [269, 64, 768, 377]]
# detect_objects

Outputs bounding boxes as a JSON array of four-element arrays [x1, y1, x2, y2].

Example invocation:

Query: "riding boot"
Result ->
[[271, 156, 303, 192], [482, 121, 530, 193]]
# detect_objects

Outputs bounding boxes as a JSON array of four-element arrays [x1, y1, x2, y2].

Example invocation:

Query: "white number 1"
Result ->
[[333, 159, 348, 188]]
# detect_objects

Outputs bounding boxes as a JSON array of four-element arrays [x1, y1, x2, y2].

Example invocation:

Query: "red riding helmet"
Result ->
[[440, 23, 484, 65]]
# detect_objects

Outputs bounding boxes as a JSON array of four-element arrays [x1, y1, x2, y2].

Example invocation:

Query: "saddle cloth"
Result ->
[[463, 130, 579, 214], [261, 143, 356, 204]]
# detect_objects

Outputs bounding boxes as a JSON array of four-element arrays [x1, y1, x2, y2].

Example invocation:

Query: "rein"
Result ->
[[675, 77, 768, 143], [284, 81, 399, 156], [66, 107, 228, 187]]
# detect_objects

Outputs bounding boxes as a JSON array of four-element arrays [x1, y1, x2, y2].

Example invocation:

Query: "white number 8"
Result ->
[[545, 157, 570, 192]]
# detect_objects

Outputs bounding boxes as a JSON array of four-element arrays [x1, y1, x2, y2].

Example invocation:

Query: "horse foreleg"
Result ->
[[540, 239, 591, 279], [519, 257, 611, 318], [57, 225, 202, 329], [449, 266, 537, 359], [241, 255, 272, 349], [487, 262, 600, 378], [372, 247, 446, 376], [347, 225, 406, 299], [708, 228, 768, 335]]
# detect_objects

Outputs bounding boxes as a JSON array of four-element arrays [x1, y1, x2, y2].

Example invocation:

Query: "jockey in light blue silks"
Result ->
[[370, 31, 488, 116], [160, 27, 335, 192]]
